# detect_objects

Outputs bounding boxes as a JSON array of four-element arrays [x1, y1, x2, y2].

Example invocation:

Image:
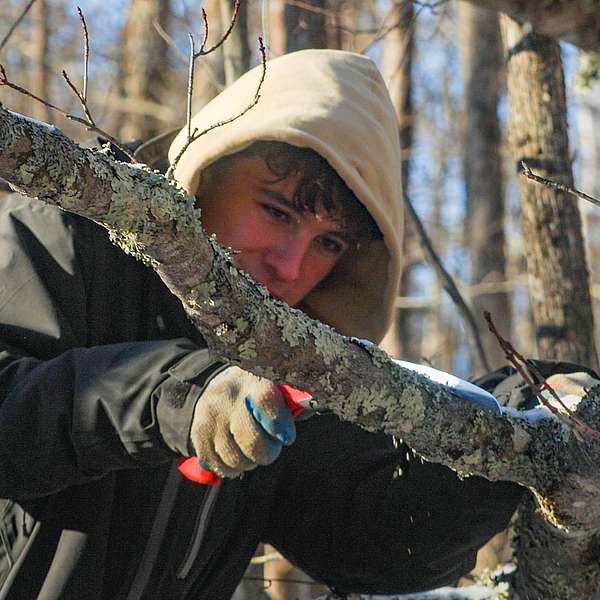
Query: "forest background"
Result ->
[[2, 0, 600, 598]]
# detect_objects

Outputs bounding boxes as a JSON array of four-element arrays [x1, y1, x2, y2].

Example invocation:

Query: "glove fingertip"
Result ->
[[245, 394, 295, 445]]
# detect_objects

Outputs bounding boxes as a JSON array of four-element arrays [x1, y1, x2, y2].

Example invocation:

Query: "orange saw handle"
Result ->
[[177, 384, 313, 485]]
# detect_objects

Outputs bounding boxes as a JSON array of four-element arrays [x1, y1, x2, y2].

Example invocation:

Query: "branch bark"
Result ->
[[464, 0, 600, 51], [2, 106, 600, 595]]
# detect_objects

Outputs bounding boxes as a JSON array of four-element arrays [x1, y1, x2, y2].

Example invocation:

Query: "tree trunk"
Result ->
[[502, 18, 598, 372], [501, 18, 600, 598], [285, 0, 327, 52], [461, 3, 510, 373], [119, 0, 171, 141], [379, 0, 414, 359]]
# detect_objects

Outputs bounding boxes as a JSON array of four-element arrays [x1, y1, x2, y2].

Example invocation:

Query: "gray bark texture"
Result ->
[[2, 107, 600, 598], [502, 18, 598, 373], [500, 18, 600, 598], [465, 0, 600, 51]]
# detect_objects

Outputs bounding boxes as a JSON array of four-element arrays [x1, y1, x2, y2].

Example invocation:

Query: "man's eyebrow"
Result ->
[[258, 185, 355, 244], [257, 186, 296, 209]]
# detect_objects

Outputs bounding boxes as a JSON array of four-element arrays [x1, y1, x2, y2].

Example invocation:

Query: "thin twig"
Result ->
[[199, 8, 209, 52], [187, 33, 195, 142], [360, 2, 418, 55], [197, 0, 240, 56], [0, 0, 38, 54], [484, 311, 600, 442], [61, 69, 94, 125], [153, 18, 224, 91], [521, 161, 600, 208], [0, 64, 135, 161], [404, 192, 491, 373], [153, 19, 188, 62], [1, 64, 63, 112], [76, 6, 89, 103], [166, 37, 267, 179]]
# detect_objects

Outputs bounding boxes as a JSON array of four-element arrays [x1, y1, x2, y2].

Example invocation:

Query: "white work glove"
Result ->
[[512, 371, 600, 425], [189, 366, 296, 478], [542, 371, 600, 410]]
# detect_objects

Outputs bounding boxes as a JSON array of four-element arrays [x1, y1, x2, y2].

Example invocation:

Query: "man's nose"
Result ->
[[265, 235, 310, 282]]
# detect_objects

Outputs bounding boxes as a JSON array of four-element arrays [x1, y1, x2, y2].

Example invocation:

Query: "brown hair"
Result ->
[[201, 141, 382, 246]]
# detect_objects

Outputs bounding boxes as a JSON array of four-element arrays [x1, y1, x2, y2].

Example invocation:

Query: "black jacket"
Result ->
[[0, 194, 525, 599]]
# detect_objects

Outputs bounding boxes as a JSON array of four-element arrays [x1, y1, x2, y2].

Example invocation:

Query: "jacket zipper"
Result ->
[[127, 463, 182, 600], [175, 480, 222, 580]]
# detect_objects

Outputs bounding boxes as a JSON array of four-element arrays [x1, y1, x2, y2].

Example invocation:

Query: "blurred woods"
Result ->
[[2, 0, 600, 597]]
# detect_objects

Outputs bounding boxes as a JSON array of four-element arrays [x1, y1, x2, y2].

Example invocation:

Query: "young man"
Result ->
[[0, 49, 590, 599]]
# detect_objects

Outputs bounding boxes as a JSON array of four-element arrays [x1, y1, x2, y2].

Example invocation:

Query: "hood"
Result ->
[[168, 49, 403, 344]]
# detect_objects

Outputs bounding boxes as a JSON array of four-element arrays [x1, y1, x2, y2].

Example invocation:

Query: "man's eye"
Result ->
[[261, 203, 290, 223], [318, 236, 346, 254]]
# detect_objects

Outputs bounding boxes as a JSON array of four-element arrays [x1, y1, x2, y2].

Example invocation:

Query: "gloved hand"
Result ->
[[189, 366, 296, 478]]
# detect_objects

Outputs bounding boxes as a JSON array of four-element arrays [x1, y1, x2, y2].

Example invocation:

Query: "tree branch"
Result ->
[[4, 108, 600, 543]]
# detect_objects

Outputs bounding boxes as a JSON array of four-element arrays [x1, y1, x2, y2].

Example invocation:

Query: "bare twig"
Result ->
[[199, 8, 210, 52], [359, 0, 448, 54], [187, 33, 195, 142], [521, 161, 600, 208], [0, 0, 38, 54], [0, 64, 135, 161], [1, 6, 134, 160], [62, 8, 92, 123], [484, 311, 600, 441], [197, 0, 240, 56], [76, 6, 90, 103], [153, 19, 187, 62], [61, 70, 94, 124], [166, 37, 267, 179], [404, 192, 491, 373], [152, 18, 224, 91]]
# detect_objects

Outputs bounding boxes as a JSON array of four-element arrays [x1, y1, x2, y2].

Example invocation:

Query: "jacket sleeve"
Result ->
[[0, 195, 225, 500], [262, 413, 524, 595]]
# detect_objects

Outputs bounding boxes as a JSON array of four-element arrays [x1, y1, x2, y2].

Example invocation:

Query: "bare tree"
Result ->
[[502, 17, 598, 372], [119, 0, 172, 141], [500, 17, 600, 598], [379, 0, 414, 359], [284, 0, 327, 52], [460, 4, 509, 373]]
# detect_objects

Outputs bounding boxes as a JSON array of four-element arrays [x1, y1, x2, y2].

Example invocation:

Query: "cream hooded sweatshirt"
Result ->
[[168, 49, 403, 344]]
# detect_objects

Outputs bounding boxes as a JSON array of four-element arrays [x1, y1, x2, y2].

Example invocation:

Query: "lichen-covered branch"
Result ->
[[2, 107, 600, 545]]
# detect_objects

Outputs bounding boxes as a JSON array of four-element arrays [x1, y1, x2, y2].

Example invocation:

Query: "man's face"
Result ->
[[198, 156, 350, 306]]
